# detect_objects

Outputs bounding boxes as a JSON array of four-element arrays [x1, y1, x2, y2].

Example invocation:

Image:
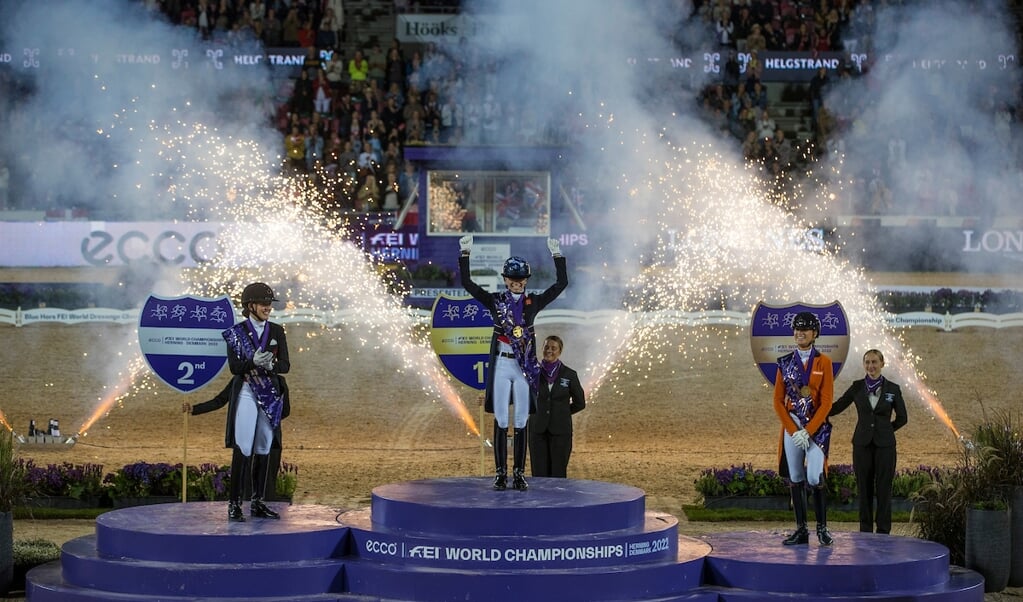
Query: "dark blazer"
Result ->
[[530, 364, 585, 435], [829, 378, 907, 447], [459, 254, 568, 414], [194, 320, 290, 449]]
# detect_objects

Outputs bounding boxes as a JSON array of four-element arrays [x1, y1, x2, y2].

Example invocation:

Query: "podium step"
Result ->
[[24, 479, 985, 602]]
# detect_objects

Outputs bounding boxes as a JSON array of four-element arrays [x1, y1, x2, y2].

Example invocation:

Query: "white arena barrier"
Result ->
[[2, 306, 1022, 331]]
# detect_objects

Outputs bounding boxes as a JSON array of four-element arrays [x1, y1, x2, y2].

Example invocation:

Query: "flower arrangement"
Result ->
[[25, 462, 105, 500], [276, 462, 299, 499], [695, 462, 938, 504], [103, 462, 181, 499], [195, 463, 231, 501], [693, 464, 788, 498], [824, 463, 857, 505]]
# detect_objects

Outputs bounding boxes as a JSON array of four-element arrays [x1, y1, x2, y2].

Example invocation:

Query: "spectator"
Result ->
[[281, 7, 301, 46], [285, 125, 306, 174], [290, 68, 314, 117], [808, 66, 828, 127], [789, 22, 812, 51], [385, 47, 407, 94], [723, 51, 741, 91], [763, 21, 785, 50], [305, 126, 324, 172], [197, 0, 212, 39], [355, 169, 380, 211], [773, 128, 794, 167], [406, 50, 423, 94], [746, 23, 767, 53], [734, 7, 755, 51], [297, 17, 316, 48], [381, 170, 401, 210], [324, 51, 346, 90], [716, 12, 735, 47], [337, 139, 358, 178], [262, 8, 282, 46], [750, 80, 768, 112], [367, 42, 387, 89], [405, 109, 426, 144], [325, 0, 345, 42], [481, 94, 501, 144], [249, 0, 266, 22], [313, 69, 332, 115], [381, 95, 404, 140], [403, 90, 424, 123], [316, 12, 339, 50], [398, 161, 419, 200], [348, 49, 369, 93], [384, 82, 405, 111], [365, 109, 386, 140], [357, 138, 378, 171]]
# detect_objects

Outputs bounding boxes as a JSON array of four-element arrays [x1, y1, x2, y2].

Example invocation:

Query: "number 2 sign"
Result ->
[[138, 294, 234, 393]]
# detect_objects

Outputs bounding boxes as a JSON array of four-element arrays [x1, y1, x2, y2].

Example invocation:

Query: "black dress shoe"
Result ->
[[782, 526, 809, 545], [493, 472, 507, 491], [228, 502, 245, 522], [512, 470, 528, 491], [251, 499, 280, 519], [817, 525, 834, 546]]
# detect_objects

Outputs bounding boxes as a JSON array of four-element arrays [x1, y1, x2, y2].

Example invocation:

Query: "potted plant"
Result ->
[[913, 410, 1014, 592], [0, 430, 35, 595], [275, 462, 299, 502]]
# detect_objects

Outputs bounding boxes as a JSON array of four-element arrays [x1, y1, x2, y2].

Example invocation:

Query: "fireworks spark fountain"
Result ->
[[147, 123, 482, 437], [557, 120, 962, 439]]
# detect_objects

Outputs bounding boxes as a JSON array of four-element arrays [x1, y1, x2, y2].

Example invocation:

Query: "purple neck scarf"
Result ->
[[540, 359, 561, 385], [866, 375, 883, 394]]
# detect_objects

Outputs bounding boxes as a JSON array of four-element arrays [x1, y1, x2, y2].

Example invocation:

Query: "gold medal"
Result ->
[[512, 326, 524, 338], [800, 385, 811, 398]]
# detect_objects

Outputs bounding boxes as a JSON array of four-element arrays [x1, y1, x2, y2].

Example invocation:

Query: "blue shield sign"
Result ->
[[138, 295, 235, 393], [750, 300, 850, 385], [429, 295, 494, 390]]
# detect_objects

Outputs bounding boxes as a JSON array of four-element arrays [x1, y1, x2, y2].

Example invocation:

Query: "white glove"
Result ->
[[791, 429, 810, 451], [547, 237, 561, 256], [459, 235, 473, 254], [253, 350, 274, 370]]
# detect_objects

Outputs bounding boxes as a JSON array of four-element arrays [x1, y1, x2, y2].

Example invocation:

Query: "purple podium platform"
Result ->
[[25, 478, 985, 601]]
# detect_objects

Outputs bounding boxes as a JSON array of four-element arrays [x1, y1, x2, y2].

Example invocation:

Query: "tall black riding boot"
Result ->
[[228, 447, 249, 522], [250, 454, 280, 519], [813, 487, 833, 545], [782, 484, 809, 545], [512, 427, 528, 491], [493, 420, 508, 490]]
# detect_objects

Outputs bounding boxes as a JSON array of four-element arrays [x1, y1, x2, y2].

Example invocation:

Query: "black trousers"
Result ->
[[853, 443, 897, 534], [528, 430, 572, 478]]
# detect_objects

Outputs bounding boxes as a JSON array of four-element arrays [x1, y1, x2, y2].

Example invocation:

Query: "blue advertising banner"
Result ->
[[138, 294, 234, 393], [429, 295, 494, 390], [750, 301, 850, 386]]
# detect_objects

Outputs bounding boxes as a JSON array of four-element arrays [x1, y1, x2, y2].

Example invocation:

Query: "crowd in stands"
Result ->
[[0, 0, 1020, 220]]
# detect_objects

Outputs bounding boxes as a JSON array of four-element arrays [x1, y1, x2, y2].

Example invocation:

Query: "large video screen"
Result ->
[[427, 170, 550, 237]]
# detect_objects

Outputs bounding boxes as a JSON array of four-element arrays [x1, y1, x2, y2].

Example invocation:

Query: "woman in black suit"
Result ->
[[829, 349, 908, 534], [528, 335, 586, 478]]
